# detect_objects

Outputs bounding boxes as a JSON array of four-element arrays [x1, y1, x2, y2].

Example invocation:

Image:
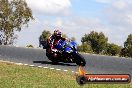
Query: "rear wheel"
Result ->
[[49, 57, 59, 64], [74, 53, 86, 66], [46, 48, 59, 64]]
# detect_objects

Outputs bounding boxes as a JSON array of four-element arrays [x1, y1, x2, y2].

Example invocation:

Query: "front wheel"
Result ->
[[74, 53, 86, 66]]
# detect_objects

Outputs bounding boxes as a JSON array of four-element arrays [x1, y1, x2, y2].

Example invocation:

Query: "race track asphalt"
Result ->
[[0, 45, 132, 76]]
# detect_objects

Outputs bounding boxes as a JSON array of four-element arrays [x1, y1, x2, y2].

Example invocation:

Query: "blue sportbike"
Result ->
[[46, 39, 86, 66]]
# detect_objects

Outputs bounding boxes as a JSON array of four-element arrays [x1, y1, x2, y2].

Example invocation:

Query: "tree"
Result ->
[[77, 43, 93, 53], [62, 34, 76, 41], [81, 31, 108, 54], [121, 34, 132, 57], [124, 34, 132, 48], [0, 0, 33, 45], [26, 44, 33, 48], [70, 37, 76, 41], [39, 30, 51, 48], [62, 33, 68, 38], [39, 30, 51, 41], [107, 43, 122, 56], [120, 48, 128, 57]]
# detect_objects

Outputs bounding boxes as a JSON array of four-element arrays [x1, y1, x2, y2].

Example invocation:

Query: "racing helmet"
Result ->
[[53, 29, 62, 37]]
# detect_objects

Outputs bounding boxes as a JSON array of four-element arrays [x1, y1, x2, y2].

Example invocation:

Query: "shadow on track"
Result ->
[[33, 61, 77, 66]]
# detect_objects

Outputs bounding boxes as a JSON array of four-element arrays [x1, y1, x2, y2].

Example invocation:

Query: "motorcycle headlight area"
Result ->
[[65, 47, 73, 53], [67, 49, 73, 53]]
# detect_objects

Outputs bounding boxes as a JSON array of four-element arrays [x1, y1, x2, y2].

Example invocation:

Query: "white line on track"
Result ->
[[72, 71, 74, 73], [43, 67, 48, 68], [24, 64, 28, 66], [64, 70, 68, 72], [38, 66, 43, 68], [56, 69, 61, 71], [50, 68, 55, 70], [0, 60, 77, 73], [15, 63, 23, 65], [29, 65, 35, 67]]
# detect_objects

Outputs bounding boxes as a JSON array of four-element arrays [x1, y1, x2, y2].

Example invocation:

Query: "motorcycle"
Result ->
[[46, 39, 86, 66]]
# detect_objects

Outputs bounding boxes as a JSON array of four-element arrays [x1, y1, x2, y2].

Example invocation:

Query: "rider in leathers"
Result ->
[[47, 29, 66, 57]]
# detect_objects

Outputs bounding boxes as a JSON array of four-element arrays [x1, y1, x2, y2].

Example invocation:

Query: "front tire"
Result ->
[[74, 53, 86, 66]]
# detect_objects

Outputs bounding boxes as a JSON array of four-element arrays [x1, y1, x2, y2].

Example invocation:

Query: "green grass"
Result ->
[[0, 62, 131, 88]]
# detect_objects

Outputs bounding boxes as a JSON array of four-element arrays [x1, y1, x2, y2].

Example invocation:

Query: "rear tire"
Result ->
[[74, 53, 86, 66], [49, 57, 58, 64], [46, 48, 59, 64]]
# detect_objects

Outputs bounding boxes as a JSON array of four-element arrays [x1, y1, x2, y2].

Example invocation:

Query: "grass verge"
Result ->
[[0, 61, 131, 88]]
